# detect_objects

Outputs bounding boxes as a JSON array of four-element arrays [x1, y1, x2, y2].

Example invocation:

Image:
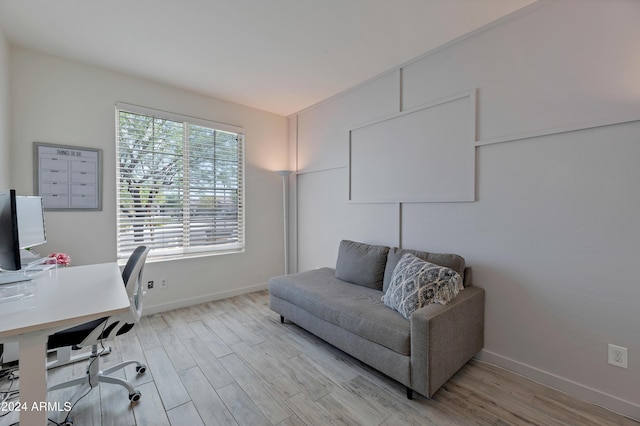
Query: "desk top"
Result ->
[[0, 263, 130, 340]]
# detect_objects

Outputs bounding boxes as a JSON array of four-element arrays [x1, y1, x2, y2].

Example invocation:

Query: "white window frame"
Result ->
[[115, 102, 245, 261]]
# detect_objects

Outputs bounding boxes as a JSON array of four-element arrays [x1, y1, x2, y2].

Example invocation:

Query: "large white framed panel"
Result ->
[[349, 90, 476, 203]]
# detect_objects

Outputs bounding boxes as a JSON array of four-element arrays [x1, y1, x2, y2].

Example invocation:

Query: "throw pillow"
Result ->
[[335, 240, 389, 290], [382, 253, 463, 320], [382, 247, 465, 293]]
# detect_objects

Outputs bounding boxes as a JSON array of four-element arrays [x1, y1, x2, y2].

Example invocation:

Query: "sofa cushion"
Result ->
[[382, 253, 464, 320], [268, 267, 411, 355], [383, 247, 465, 293], [335, 240, 389, 290]]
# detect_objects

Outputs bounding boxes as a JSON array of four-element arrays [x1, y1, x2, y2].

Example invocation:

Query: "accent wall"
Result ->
[[288, 0, 640, 419]]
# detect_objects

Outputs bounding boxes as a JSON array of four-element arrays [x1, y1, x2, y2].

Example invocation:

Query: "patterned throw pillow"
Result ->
[[382, 253, 464, 320]]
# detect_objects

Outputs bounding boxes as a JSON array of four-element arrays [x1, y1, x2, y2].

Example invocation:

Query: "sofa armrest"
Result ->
[[410, 285, 484, 397]]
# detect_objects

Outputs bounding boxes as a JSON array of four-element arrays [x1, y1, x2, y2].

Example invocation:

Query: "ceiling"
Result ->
[[0, 0, 536, 116]]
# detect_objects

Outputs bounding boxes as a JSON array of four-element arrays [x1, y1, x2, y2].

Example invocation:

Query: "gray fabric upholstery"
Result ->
[[269, 268, 410, 355], [335, 240, 389, 290], [268, 243, 484, 399], [383, 247, 466, 293], [270, 295, 411, 386], [410, 286, 485, 397]]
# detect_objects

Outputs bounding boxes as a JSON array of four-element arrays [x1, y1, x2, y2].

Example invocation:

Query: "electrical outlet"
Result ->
[[608, 344, 628, 368], [147, 280, 154, 289], [159, 278, 168, 288]]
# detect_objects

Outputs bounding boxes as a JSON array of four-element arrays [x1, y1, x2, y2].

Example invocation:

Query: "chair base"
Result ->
[[48, 344, 146, 407], [47, 345, 112, 370]]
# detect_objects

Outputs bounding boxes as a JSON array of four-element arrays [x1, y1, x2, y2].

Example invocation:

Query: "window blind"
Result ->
[[115, 104, 244, 260]]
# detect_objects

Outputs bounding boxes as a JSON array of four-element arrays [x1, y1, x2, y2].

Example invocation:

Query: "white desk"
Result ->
[[0, 263, 130, 425]]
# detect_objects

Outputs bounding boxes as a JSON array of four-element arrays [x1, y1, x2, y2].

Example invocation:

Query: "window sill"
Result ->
[[117, 248, 245, 266]]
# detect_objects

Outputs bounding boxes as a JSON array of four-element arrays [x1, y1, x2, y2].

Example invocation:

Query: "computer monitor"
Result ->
[[16, 196, 47, 249], [0, 189, 21, 271]]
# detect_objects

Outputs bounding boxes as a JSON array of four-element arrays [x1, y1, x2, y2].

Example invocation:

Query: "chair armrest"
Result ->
[[410, 286, 484, 397]]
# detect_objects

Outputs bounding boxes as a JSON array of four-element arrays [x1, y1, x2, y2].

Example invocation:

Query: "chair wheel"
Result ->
[[129, 390, 142, 402], [135, 364, 147, 374]]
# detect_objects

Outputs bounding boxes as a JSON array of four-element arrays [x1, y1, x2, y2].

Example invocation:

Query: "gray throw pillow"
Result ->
[[382, 247, 465, 293], [382, 253, 463, 320], [335, 240, 389, 290]]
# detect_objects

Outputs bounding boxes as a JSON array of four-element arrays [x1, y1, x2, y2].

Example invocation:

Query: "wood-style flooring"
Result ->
[[1, 290, 637, 425]]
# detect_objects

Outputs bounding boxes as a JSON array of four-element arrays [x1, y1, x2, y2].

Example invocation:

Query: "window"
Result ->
[[115, 103, 244, 261]]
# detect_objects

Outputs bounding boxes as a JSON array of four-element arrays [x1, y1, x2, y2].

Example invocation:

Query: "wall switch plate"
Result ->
[[608, 344, 628, 368], [159, 278, 168, 288]]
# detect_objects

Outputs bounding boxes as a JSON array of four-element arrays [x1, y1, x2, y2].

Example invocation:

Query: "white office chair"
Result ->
[[47, 246, 150, 409]]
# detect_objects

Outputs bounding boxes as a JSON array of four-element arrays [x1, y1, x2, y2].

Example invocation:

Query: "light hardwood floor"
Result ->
[[1, 290, 637, 425]]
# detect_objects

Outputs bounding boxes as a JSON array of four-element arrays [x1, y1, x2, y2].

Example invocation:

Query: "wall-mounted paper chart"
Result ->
[[34, 142, 102, 210]]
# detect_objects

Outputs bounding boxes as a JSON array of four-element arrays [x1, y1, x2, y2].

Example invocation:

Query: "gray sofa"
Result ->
[[268, 240, 485, 399]]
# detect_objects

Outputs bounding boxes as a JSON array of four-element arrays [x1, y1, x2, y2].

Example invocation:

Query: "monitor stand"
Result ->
[[20, 249, 56, 271]]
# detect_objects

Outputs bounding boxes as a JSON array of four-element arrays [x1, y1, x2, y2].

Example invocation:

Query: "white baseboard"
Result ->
[[142, 282, 268, 315], [476, 349, 640, 421]]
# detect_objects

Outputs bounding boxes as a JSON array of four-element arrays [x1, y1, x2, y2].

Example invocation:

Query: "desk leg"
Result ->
[[18, 333, 48, 425]]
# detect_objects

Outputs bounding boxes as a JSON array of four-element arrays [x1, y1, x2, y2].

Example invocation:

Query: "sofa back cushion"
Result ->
[[335, 240, 389, 290], [383, 247, 465, 293]]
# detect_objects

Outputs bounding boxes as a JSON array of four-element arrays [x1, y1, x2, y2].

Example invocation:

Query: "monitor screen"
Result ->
[[0, 189, 21, 271], [16, 196, 47, 249]]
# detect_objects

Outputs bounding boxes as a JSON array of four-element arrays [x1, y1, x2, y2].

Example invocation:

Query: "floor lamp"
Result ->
[[276, 170, 292, 275]]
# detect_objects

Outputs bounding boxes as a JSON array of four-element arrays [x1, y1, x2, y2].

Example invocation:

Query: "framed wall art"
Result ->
[[33, 142, 102, 211]]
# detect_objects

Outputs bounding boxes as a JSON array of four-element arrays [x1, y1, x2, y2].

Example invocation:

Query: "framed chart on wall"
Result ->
[[33, 142, 102, 211]]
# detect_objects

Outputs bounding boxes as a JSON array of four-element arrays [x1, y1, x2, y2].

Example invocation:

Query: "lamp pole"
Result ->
[[276, 170, 292, 275]]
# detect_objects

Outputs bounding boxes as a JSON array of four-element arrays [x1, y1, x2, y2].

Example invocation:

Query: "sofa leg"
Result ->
[[406, 387, 413, 400], [280, 315, 284, 324]]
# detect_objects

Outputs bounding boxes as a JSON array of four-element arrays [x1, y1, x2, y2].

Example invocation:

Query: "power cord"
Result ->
[[0, 368, 20, 423], [1, 368, 61, 426], [54, 318, 111, 426], [1, 319, 113, 425]]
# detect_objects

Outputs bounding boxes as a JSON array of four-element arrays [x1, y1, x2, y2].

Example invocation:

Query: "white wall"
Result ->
[[0, 23, 9, 187], [290, 0, 640, 419], [10, 47, 288, 312]]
